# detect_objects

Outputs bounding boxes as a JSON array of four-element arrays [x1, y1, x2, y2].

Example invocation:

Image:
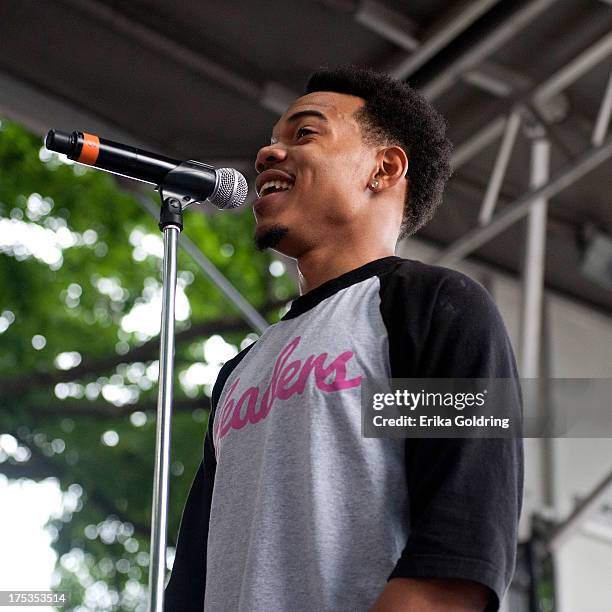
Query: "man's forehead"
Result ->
[[271, 91, 365, 137]]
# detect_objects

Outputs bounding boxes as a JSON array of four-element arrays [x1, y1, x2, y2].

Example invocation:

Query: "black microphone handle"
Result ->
[[45, 130, 207, 186], [44, 129, 248, 209]]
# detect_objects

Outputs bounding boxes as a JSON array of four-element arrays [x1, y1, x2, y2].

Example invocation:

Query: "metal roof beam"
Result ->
[[452, 116, 507, 169], [422, 0, 560, 100], [433, 133, 612, 266], [354, 0, 419, 51], [592, 65, 612, 146], [386, 0, 502, 79], [532, 32, 612, 103], [548, 469, 612, 552], [0, 69, 154, 148], [461, 68, 514, 97], [477, 109, 522, 226], [58, 0, 297, 115], [355, 1, 528, 99], [462, 61, 532, 97]]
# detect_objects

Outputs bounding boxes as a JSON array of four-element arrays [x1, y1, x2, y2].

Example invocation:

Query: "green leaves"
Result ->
[[0, 117, 294, 609]]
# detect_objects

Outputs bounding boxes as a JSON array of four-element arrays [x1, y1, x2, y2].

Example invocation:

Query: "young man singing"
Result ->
[[165, 65, 523, 612]]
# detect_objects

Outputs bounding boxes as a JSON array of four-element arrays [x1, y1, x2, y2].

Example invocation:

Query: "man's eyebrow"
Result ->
[[285, 109, 329, 124], [270, 109, 329, 142]]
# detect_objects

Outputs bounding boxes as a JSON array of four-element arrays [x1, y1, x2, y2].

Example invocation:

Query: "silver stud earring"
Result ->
[[370, 179, 379, 190]]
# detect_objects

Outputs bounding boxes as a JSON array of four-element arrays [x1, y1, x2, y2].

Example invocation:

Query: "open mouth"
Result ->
[[257, 180, 294, 198]]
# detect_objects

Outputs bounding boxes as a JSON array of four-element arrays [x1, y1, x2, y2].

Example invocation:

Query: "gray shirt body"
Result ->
[[165, 257, 524, 612], [206, 275, 407, 611]]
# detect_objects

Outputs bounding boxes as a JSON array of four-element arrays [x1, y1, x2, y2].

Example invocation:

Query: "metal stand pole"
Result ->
[[148, 196, 183, 612]]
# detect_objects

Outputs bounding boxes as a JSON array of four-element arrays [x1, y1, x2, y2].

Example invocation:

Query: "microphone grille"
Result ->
[[209, 168, 249, 209]]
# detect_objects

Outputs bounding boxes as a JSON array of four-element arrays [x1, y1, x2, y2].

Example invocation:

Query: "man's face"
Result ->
[[253, 91, 377, 256]]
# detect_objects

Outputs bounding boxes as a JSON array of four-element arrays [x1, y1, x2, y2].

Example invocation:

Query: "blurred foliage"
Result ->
[[0, 117, 295, 610]]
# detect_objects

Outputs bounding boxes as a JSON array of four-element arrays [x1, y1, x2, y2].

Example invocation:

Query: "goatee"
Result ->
[[254, 225, 289, 251]]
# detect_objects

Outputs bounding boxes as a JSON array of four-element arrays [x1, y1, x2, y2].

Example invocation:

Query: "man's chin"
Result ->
[[254, 224, 290, 252]]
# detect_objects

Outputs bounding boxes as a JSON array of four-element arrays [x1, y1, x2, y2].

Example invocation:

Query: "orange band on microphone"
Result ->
[[78, 133, 100, 165]]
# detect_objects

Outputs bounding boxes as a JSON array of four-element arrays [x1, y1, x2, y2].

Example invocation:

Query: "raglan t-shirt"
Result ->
[[164, 256, 524, 612]]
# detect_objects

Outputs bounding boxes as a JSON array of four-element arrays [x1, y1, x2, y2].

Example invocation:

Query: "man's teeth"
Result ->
[[259, 180, 293, 196]]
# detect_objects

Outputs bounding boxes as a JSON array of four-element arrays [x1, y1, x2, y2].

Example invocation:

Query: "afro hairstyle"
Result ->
[[305, 65, 453, 239]]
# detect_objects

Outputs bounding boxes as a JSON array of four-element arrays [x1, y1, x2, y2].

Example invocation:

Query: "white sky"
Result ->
[[0, 475, 62, 604]]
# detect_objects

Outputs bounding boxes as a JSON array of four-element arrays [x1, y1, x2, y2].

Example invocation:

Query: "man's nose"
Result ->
[[255, 143, 287, 174]]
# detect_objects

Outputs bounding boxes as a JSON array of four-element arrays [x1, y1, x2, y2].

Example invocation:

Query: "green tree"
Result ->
[[0, 117, 294, 610]]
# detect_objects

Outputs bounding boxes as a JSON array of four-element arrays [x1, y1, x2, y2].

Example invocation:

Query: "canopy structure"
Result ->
[[1, 0, 612, 319], [2, 3, 612, 609]]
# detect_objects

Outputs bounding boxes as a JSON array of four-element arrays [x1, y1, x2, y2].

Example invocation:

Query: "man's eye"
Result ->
[[296, 127, 315, 139]]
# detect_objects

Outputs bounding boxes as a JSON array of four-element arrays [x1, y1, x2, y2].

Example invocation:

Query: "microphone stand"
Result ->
[[43, 129, 249, 610], [147, 164, 204, 612]]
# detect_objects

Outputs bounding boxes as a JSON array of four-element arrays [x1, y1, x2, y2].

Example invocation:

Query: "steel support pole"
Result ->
[[478, 109, 522, 225], [518, 135, 559, 609], [520, 137, 550, 378]]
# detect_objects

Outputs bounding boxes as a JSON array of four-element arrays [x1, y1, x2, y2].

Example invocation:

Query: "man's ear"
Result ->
[[374, 146, 409, 190]]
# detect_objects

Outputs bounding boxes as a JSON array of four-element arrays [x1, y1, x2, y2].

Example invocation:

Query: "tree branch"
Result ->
[[0, 300, 284, 401], [0, 458, 61, 480], [15, 396, 210, 418]]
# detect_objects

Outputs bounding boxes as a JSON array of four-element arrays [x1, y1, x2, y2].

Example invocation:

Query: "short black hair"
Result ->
[[305, 65, 453, 239]]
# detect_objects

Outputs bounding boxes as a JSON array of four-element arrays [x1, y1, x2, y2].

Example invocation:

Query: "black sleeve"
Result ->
[[384, 267, 524, 611], [163, 428, 216, 612], [164, 343, 256, 611]]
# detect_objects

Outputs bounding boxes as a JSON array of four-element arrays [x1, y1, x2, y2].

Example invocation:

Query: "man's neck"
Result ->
[[296, 246, 396, 295]]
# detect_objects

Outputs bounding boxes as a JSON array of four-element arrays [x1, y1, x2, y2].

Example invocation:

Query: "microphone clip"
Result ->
[[158, 196, 183, 232], [157, 160, 218, 208], [157, 160, 218, 230]]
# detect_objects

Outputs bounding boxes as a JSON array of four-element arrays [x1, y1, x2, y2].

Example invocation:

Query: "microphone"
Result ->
[[45, 130, 248, 209]]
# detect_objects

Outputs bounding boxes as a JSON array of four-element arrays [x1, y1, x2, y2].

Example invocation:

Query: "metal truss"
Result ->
[[353, 2, 612, 382], [406, 16, 612, 611], [433, 134, 612, 266], [451, 30, 612, 169], [4, 1, 611, 341], [429, 28, 612, 371]]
